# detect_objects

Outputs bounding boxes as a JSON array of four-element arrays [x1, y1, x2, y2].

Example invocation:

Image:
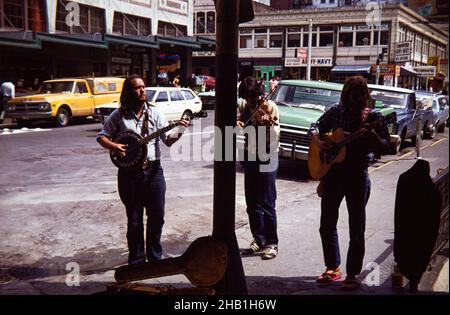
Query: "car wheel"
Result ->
[[56, 108, 70, 127]]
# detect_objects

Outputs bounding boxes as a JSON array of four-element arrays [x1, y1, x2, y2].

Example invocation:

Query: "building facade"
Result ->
[[0, 0, 214, 89], [238, 3, 448, 90]]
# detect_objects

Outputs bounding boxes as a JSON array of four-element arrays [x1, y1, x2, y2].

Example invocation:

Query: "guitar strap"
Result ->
[[141, 104, 149, 137]]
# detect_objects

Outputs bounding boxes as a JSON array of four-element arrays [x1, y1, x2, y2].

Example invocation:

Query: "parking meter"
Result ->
[[415, 100, 424, 158]]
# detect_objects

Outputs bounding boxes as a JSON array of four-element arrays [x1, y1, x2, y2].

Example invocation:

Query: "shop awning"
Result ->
[[38, 33, 108, 49], [105, 34, 159, 49], [0, 31, 41, 49], [400, 66, 417, 77], [196, 36, 216, 46], [331, 65, 372, 74], [155, 36, 201, 49]]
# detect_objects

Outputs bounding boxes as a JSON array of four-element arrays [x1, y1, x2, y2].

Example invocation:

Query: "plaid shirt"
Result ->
[[309, 103, 390, 168]]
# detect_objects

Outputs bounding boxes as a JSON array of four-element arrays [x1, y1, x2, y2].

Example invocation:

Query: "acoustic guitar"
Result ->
[[114, 236, 228, 287], [308, 112, 396, 180], [110, 110, 207, 169]]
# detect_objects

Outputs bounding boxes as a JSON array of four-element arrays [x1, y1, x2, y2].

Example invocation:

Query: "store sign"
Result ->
[[395, 54, 411, 63], [285, 57, 333, 67], [394, 41, 411, 63], [372, 64, 397, 76], [414, 66, 436, 77], [192, 51, 216, 57], [394, 41, 411, 55], [111, 57, 132, 64], [285, 57, 301, 67]]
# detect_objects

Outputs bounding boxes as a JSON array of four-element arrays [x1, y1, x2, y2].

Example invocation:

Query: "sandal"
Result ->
[[316, 266, 342, 284], [341, 276, 361, 291]]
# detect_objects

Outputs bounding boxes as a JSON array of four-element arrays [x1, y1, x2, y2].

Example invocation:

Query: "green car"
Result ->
[[271, 80, 399, 161]]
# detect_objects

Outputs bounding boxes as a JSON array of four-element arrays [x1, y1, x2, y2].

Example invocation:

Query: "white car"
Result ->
[[146, 87, 202, 121], [94, 87, 203, 123]]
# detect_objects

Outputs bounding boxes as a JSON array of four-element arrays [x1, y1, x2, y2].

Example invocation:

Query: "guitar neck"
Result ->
[[138, 122, 178, 145]]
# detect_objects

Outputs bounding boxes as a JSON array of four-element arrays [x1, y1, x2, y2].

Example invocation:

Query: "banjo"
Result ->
[[110, 110, 207, 169]]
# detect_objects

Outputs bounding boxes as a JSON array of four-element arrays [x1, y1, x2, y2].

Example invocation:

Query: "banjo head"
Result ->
[[110, 131, 147, 169]]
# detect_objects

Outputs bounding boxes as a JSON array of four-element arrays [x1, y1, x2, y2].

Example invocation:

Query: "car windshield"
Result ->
[[271, 85, 341, 111], [415, 94, 434, 110], [39, 81, 74, 94], [369, 89, 409, 109], [146, 90, 157, 101]]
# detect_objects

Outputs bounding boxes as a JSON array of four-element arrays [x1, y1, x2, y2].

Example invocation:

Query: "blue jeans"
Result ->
[[319, 167, 371, 276], [118, 163, 166, 264], [244, 161, 278, 247]]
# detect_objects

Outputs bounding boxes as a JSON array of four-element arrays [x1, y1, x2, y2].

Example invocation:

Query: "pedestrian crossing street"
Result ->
[[0, 127, 52, 136]]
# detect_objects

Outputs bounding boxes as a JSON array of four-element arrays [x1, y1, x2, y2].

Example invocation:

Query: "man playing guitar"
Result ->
[[308, 76, 390, 290], [97, 74, 189, 265]]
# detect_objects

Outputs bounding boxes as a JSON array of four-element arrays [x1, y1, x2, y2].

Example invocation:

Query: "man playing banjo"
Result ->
[[97, 74, 189, 265]]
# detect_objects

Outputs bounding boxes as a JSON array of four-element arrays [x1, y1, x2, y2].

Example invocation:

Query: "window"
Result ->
[[169, 90, 184, 101], [270, 34, 282, 48], [157, 21, 187, 37], [56, 1, 105, 34], [356, 31, 371, 46], [338, 31, 353, 47], [3, 0, 24, 29], [112, 13, 150, 35], [302, 32, 317, 47], [1, 0, 46, 31], [146, 90, 157, 101], [374, 30, 389, 45], [319, 26, 334, 47], [196, 12, 205, 34], [287, 33, 301, 47], [156, 92, 169, 102], [239, 35, 252, 48], [181, 90, 195, 100], [76, 82, 88, 93], [254, 35, 267, 48], [206, 11, 215, 34]]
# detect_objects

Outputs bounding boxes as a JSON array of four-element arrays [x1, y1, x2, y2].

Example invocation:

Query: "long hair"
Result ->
[[238, 76, 264, 100], [340, 76, 370, 115], [120, 74, 143, 114]]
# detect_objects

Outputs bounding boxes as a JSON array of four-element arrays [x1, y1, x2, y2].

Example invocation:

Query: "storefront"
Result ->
[[284, 57, 333, 81]]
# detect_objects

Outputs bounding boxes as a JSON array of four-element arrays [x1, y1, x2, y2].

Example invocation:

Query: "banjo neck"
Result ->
[[137, 121, 179, 145]]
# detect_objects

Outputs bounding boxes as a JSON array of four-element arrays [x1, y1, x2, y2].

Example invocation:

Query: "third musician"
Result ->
[[309, 76, 390, 290]]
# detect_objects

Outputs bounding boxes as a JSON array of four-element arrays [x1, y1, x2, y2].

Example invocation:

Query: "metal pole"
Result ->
[[375, 0, 381, 85], [307, 19, 312, 80], [213, 0, 247, 295]]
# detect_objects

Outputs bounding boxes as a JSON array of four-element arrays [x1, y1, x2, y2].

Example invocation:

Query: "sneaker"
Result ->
[[241, 240, 264, 255], [261, 245, 278, 260]]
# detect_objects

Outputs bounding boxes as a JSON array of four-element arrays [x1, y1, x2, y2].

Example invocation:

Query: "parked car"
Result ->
[[240, 80, 398, 162], [368, 85, 436, 148], [196, 75, 216, 91], [94, 87, 204, 123], [6, 77, 124, 127], [415, 91, 449, 133]]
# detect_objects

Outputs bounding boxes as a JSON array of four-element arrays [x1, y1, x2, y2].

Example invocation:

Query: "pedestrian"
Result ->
[[0, 81, 15, 122], [237, 76, 280, 260], [269, 76, 279, 93], [309, 76, 390, 290], [96, 74, 190, 265]]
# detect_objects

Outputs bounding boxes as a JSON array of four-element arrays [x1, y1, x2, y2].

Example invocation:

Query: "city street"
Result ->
[[0, 112, 448, 295]]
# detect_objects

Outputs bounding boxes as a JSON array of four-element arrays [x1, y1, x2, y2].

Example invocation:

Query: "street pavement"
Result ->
[[0, 113, 448, 295]]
